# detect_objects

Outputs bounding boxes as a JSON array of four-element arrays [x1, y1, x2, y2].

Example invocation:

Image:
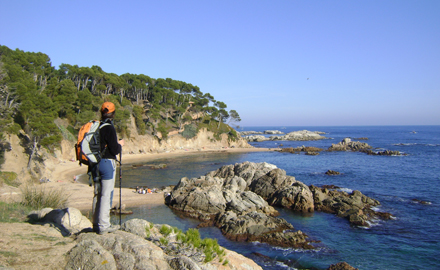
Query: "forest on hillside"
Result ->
[[0, 45, 241, 167]]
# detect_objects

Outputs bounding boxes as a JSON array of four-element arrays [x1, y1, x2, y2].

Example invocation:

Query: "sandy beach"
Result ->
[[40, 147, 274, 212]]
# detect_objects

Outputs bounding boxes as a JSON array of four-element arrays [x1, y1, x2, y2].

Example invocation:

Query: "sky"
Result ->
[[1, 0, 439, 126]]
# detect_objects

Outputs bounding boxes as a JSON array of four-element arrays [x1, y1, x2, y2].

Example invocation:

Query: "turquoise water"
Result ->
[[111, 126, 440, 269]]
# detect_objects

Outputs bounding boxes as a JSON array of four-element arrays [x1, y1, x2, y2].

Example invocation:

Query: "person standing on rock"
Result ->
[[92, 101, 124, 234]]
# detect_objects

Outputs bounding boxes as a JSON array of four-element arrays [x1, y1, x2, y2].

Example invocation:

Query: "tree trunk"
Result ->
[[27, 137, 37, 169]]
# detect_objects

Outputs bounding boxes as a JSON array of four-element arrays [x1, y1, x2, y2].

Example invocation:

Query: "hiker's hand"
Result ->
[[119, 139, 125, 147]]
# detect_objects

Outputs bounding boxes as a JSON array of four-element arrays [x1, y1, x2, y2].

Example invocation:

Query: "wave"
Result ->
[[338, 187, 353, 193], [393, 143, 440, 147]]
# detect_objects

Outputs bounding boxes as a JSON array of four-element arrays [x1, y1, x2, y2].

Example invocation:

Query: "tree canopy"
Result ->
[[0, 45, 241, 162]]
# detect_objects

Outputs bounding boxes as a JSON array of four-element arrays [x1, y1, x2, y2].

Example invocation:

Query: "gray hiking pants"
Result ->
[[92, 159, 116, 231]]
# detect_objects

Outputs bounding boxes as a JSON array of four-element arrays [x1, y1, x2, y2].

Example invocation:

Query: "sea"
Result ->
[[109, 126, 440, 270]]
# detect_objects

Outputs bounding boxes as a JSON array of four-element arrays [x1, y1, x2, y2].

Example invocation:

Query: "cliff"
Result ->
[[1, 115, 251, 183]]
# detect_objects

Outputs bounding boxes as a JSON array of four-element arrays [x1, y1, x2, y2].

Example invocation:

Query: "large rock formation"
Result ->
[[165, 162, 315, 249], [166, 161, 392, 245]]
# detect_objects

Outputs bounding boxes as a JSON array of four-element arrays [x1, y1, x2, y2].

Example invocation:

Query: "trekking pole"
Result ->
[[119, 152, 122, 227]]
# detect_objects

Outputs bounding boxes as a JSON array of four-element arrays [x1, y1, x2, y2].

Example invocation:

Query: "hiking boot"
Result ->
[[98, 225, 120, 235]]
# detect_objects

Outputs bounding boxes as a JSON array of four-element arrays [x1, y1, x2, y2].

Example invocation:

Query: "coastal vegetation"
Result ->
[[0, 45, 242, 169]]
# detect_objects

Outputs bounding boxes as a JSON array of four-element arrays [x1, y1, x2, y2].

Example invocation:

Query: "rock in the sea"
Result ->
[[328, 138, 372, 151], [166, 161, 391, 250], [327, 261, 359, 270], [359, 149, 405, 156], [325, 170, 341, 175], [243, 135, 269, 142], [270, 130, 326, 141], [309, 186, 390, 227], [264, 130, 284, 134], [166, 162, 314, 248]]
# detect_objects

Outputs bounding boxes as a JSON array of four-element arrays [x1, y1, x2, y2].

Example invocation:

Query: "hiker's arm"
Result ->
[[103, 126, 122, 156]]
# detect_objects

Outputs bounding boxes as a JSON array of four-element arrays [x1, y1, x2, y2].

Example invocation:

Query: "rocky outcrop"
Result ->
[[239, 131, 264, 135], [328, 262, 359, 270], [64, 218, 263, 270], [277, 146, 323, 154], [26, 210, 262, 270], [325, 170, 341, 175], [309, 186, 392, 226], [328, 138, 372, 151], [165, 162, 315, 248], [243, 135, 268, 142], [242, 130, 326, 142], [329, 138, 406, 156], [166, 162, 391, 237], [269, 130, 326, 141], [359, 149, 405, 156], [264, 130, 284, 134]]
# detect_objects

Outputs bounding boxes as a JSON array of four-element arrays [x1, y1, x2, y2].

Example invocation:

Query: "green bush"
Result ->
[[160, 224, 172, 236], [181, 124, 197, 139]]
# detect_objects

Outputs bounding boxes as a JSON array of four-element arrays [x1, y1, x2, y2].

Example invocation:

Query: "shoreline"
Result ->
[[47, 147, 276, 212]]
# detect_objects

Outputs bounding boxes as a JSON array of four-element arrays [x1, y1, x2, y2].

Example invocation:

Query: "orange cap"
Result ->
[[101, 102, 115, 113]]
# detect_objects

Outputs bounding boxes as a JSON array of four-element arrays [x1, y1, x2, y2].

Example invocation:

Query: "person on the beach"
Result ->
[[92, 101, 125, 234]]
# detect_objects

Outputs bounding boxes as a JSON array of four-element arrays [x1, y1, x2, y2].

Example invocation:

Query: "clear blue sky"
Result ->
[[1, 0, 439, 126]]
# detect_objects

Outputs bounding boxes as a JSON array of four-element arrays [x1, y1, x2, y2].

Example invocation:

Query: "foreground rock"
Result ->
[[65, 219, 263, 270], [28, 207, 93, 236], [25, 210, 262, 270]]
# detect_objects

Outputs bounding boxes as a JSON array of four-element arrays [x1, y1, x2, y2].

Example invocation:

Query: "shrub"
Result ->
[[181, 124, 197, 139], [20, 184, 70, 210], [160, 224, 172, 236], [0, 171, 19, 187]]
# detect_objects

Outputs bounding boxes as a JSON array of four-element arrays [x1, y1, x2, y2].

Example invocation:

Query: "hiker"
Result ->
[[92, 102, 125, 234]]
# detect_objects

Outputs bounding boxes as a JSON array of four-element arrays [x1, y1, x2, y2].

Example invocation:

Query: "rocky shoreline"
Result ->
[[165, 162, 392, 250], [241, 130, 327, 142]]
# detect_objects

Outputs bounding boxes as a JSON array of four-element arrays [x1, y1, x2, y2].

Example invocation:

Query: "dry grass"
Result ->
[[20, 183, 70, 210]]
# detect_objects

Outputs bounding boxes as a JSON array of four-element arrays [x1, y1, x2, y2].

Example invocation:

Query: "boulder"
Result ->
[[29, 207, 93, 236], [67, 231, 171, 270]]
